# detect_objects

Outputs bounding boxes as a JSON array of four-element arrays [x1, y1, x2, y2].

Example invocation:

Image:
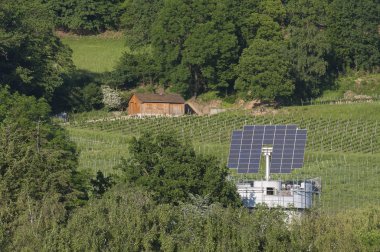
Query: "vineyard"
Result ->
[[66, 103, 380, 212]]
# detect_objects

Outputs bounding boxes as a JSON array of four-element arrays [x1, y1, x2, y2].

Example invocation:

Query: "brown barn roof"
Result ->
[[134, 93, 185, 104]]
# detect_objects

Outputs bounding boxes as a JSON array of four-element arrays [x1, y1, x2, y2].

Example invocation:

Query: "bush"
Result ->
[[101, 85, 121, 110]]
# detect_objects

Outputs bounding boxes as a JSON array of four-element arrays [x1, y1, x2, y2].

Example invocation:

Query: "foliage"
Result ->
[[59, 186, 291, 251], [327, 0, 380, 72], [235, 39, 294, 101], [197, 91, 220, 102], [0, 88, 88, 249], [118, 132, 241, 206], [286, 0, 333, 98], [43, 0, 124, 34], [101, 85, 122, 110], [0, 0, 73, 100], [82, 83, 104, 110], [319, 73, 380, 100], [110, 51, 159, 88], [6, 181, 380, 251], [290, 208, 380, 251], [51, 70, 104, 113], [113, 0, 379, 102], [120, 0, 163, 49], [152, 0, 240, 97], [91, 171, 113, 197]]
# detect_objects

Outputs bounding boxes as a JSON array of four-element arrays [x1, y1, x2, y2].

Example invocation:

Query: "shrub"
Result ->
[[101, 85, 121, 110]]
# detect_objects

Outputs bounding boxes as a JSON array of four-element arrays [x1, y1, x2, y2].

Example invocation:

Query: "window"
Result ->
[[267, 187, 274, 195]]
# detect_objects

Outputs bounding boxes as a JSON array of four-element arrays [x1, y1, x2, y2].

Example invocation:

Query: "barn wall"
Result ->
[[169, 103, 185, 115], [128, 95, 141, 115], [141, 103, 170, 115], [128, 94, 185, 116]]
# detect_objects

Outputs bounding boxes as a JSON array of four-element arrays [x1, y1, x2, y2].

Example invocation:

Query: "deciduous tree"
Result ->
[[235, 39, 294, 101], [0, 0, 73, 100], [327, 0, 380, 72], [119, 132, 241, 206]]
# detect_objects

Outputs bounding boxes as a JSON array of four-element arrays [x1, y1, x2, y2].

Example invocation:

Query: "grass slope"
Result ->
[[284, 102, 380, 120], [61, 35, 126, 72]]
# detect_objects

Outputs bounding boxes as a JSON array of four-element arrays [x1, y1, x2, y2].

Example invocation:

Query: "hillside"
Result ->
[[65, 102, 380, 212], [2, 0, 380, 249]]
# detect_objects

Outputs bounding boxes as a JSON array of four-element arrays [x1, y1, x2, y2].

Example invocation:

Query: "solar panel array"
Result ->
[[228, 125, 307, 173]]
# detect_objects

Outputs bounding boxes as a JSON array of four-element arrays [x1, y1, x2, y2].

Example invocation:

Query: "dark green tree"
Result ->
[[0, 87, 89, 248], [234, 0, 294, 102], [51, 70, 104, 113], [241, 13, 283, 45], [120, 0, 163, 49], [91, 171, 114, 197], [118, 132, 241, 206], [182, 20, 239, 95], [327, 0, 380, 71], [259, 0, 286, 25], [111, 51, 159, 88], [286, 0, 333, 98], [235, 39, 294, 101], [43, 0, 124, 34], [0, 0, 73, 100], [150, 0, 195, 95], [151, 0, 240, 96]]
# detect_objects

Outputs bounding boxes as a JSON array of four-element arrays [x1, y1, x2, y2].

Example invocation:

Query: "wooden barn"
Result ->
[[128, 93, 186, 116]]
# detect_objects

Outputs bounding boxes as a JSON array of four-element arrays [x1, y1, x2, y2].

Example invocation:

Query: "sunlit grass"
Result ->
[[281, 102, 380, 121], [61, 36, 127, 73]]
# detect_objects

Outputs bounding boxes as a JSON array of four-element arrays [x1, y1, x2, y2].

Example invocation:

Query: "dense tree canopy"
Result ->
[[43, 0, 124, 34], [235, 39, 294, 101], [119, 132, 241, 206], [114, 0, 379, 102], [0, 0, 73, 100], [286, 0, 333, 98], [0, 88, 88, 248], [327, 0, 380, 72], [120, 0, 163, 49]]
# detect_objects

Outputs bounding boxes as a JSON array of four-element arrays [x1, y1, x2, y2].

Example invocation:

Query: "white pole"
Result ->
[[265, 152, 270, 181]]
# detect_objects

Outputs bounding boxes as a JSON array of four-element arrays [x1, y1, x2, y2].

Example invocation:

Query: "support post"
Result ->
[[262, 146, 273, 181], [265, 153, 270, 181]]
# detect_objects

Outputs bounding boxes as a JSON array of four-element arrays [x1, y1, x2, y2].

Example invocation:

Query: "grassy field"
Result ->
[[283, 102, 380, 120], [61, 35, 127, 72], [64, 102, 380, 212]]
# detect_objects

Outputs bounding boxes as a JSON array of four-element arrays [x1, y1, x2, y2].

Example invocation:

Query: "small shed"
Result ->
[[128, 93, 186, 116]]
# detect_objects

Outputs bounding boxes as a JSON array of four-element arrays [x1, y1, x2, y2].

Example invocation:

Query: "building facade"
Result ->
[[128, 93, 185, 116]]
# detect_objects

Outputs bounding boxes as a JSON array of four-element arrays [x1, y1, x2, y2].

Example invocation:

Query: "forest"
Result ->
[[1, 0, 379, 111], [1, 0, 380, 250]]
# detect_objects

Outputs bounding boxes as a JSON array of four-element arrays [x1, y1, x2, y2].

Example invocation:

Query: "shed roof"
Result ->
[[134, 93, 185, 104]]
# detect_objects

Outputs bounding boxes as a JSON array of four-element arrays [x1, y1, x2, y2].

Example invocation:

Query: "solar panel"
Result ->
[[227, 125, 307, 173]]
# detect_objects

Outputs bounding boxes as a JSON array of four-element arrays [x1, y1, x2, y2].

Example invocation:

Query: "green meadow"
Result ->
[[61, 35, 127, 72]]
